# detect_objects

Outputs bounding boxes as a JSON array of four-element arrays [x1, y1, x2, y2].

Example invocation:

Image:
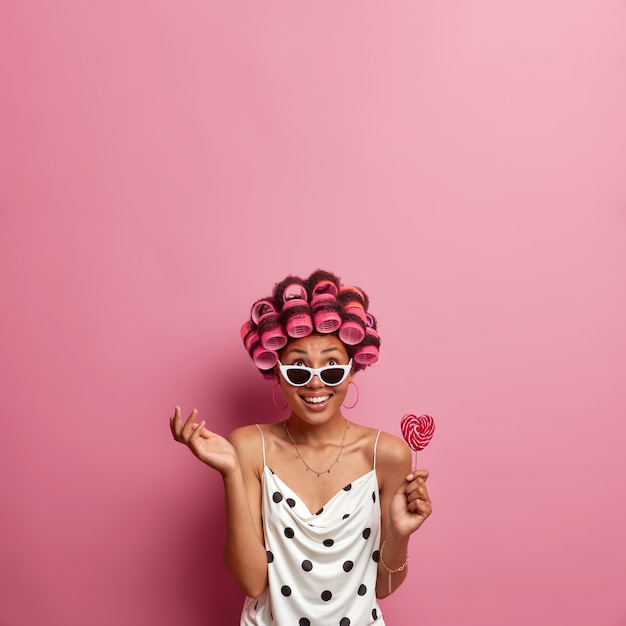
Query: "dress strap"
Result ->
[[373, 430, 382, 470], [255, 424, 267, 467]]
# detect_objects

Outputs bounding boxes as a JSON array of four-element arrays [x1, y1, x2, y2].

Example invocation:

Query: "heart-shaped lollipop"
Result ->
[[401, 413, 435, 466]]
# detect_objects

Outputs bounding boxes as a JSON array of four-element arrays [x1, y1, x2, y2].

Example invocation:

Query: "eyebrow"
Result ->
[[283, 347, 342, 357]]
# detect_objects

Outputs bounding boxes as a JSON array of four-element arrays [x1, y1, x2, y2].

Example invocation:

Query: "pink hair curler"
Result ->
[[354, 344, 379, 365], [252, 343, 278, 370], [282, 299, 313, 337], [339, 285, 365, 302], [240, 320, 255, 342], [259, 317, 288, 350], [312, 279, 339, 298], [243, 328, 261, 353], [311, 292, 342, 333], [251, 299, 277, 324], [313, 307, 342, 333], [339, 318, 365, 345], [344, 303, 367, 323], [354, 329, 380, 363], [354, 326, 380, 365], [282, 283, 308, 303]]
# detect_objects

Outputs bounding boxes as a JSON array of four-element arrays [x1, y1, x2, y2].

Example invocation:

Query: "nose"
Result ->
[[307, 374, 325, 388]]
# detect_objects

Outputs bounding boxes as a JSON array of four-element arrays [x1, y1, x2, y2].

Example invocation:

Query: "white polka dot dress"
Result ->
[[240, 428, 385, 626]]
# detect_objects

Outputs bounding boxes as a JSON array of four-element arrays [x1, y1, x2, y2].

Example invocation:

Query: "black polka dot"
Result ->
[[323, 538, 335, 547], [272, 491, 283, 503], [286, 498, 296, 508], [342, 513, 350, 520], [372, 608, 378, 620], [316, 507, 324, 515], [343, 483, 352, 491], [302, 560, 313, 571], [321, 590, 332, 601], [343, 560, 354, 572], [281, 585, 291, 596], [372, 491, 376, 503], [284, 527, 295, 539], [362, 528, 371, 539], [299, 619, 311, 626], [372, 550, 380, 562], [340, 619, 351, 626], [358, 584, 367, 596], [266, 551, 274, 563]]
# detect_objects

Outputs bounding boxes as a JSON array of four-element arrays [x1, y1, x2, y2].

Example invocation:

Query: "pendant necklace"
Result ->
[[283, 419, 350, 477]]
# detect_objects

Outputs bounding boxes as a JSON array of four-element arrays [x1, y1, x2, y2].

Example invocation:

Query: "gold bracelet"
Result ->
[[379, 540, 409, 595]]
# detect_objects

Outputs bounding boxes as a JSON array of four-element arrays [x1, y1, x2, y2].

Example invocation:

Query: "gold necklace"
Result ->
[[283, 419, 350, 477]]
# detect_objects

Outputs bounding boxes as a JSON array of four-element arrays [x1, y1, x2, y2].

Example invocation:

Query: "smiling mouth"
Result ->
[[302, 395, 332, 405]]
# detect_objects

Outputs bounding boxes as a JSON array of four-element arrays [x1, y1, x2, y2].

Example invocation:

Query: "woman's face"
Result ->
[[276, 334, 353, 423]]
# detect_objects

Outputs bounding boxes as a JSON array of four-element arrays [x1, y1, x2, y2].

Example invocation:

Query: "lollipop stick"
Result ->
[[414, 449, 418, 470]]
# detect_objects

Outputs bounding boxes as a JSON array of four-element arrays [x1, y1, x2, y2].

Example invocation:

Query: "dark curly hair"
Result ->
[[240, 269, 380, 378]]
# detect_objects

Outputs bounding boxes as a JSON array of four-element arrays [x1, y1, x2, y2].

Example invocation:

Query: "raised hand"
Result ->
[[169, 406, 240, 476], [387, 469, 432, 537]]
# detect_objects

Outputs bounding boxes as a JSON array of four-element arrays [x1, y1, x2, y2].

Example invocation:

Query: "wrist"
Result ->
[[220, 463, 242, 481], [379, 537, 410, 596]]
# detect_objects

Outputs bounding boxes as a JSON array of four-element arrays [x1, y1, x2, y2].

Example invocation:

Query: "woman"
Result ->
[[170, 270, 432, 625]]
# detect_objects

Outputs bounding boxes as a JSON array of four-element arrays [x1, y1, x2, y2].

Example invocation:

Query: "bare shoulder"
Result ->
[[227, 423, 262, 449], [228, 424, 265, 476], [375, 431, 412, 477]]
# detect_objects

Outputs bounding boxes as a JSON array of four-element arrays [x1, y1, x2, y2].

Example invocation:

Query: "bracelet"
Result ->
[[379, 540, 409, 595]]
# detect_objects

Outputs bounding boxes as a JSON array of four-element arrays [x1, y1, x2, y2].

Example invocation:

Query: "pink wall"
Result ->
[[2, 2, 625, 625]]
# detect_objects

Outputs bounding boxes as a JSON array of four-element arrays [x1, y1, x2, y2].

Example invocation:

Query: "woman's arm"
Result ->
[[170, 409, 269, 598], [375, 432, 432, 598], [223, 426, 269, 598]]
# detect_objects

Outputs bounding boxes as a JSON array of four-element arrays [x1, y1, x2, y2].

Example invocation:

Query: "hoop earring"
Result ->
[[342, 381, 359, 409], [272, 383, 288, 411]]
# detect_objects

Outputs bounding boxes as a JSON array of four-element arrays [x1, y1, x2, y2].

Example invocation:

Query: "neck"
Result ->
[[284, 414, 347, 445]]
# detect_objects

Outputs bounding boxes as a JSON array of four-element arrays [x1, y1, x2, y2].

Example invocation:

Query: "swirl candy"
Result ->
[[401, 414, 435, 465]]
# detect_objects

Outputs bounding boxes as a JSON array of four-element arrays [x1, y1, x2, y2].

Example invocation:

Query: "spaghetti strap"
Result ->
[[373, 430, 382, 470], [255, 424, 267, 467]]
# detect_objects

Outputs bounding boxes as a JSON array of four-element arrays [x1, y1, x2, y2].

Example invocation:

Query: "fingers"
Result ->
[[169, 406, 200, 443], [181, 408, 199, 439], [169, 406, 181, 440], [190, 419, 205, 441], [407, 468, 429, 481], [404, 472, 432, 516]]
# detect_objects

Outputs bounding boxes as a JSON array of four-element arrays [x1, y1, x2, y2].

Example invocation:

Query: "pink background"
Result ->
[[1, 2, 625, 625]]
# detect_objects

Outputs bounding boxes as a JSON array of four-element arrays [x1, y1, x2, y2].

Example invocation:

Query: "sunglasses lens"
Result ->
[[285, 368, 312, 386], [320, 367, 347, 385]]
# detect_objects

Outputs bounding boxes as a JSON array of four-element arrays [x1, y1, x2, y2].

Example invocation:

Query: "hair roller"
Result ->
[[258, 315, 288, 350], [353, 327, 380, 366], [306, 269, 341, 298], [338, 286, 367, 345], [281, 300, 313, 338], [273, 276, 308, 309], [339, 312, 366, 345], [240, 320, 255, 343], [252, 344, 278, 370], [251, 299, 276, 324], [338, 285, 369, 309], [311, 294, 342, 333], [251, 298, 288, 350], [241, 322, 279, 369], [243, 269, 381, 376]]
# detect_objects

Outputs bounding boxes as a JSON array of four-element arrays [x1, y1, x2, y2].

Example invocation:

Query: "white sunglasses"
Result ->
[[278, 359, 353, 387]]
